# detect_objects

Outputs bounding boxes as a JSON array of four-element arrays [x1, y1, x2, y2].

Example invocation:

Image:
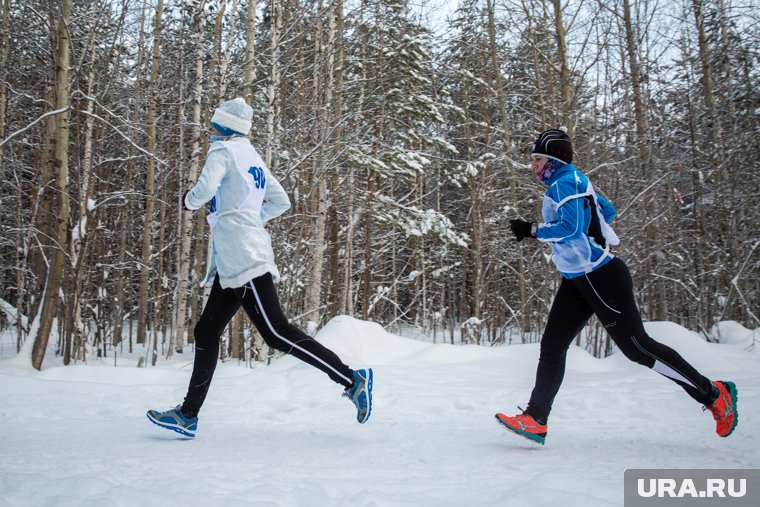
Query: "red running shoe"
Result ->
[[705, 381, 738, 437], [495, 411, 547, 445]]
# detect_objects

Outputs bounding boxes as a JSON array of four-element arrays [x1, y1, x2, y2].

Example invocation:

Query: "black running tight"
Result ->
[[526, 257, 717, 424], [182, 273, 354, 418]]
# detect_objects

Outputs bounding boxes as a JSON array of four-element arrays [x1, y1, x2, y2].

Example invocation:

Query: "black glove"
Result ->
[[182, 190, 191, 211], [510, 219, 536, 242]]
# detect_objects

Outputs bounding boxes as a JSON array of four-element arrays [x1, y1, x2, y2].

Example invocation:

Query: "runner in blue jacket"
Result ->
[[495, 128, 738, 445], [147, 98, 372, 438]]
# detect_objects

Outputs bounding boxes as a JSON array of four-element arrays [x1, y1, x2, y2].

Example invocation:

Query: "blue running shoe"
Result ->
[[344, 368, 373, 424], [146, 405, 197, 438]]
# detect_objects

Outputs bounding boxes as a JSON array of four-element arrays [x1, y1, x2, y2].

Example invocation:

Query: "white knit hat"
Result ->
[[210, 97, 253, 136]]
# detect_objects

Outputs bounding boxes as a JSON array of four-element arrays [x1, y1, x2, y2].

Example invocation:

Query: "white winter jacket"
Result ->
[[184, 137, 291, 289]]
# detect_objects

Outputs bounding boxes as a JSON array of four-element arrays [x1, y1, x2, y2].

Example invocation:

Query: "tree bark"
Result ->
[[0, 0, 10, 162], [137, 0, 164, 348], [217, 0, 239, 101], [621, 0, 658, 319], [67, 32, 100, 365], [304, 0, 332, 326], [691, 0, 719, 157], [243, 0, 258, 104], [266, 0, 282, 170], [113, 0, 149, 350], [487, 0, 526, 331], [31, 0, 72, 370], [551, 0, 573, 131], [172, 0, 206, 356], [328, 0, 345, 316]]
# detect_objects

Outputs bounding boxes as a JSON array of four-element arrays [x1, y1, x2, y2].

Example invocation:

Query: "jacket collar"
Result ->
[[544, 162, 574, 186]]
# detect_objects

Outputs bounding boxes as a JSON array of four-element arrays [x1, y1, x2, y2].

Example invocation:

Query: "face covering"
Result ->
[[210, 134, 228, 142], [537, 158, 565, 184]]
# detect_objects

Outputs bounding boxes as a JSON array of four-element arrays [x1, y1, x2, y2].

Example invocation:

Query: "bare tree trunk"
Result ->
[[152, 169, 168, 365], [15, 175, 24, 352], [551, 0, 572, 131], [0, 0, 19, 349], [362, 175, 374, 320], [621, 0, 650, 166], [691, 0, 729, 326], [328, 0, 345, 316], [0, 0, 10, 163], [172, 0, 206, 356], [230, 311, 244, 359], [113, 0, 149, 350], [691, 0, 719, 157], [522, 0, 547, 129], [621, 0, 658, 319], [487, 0, 526, 331], [32, 0, 72, 370], [207, 0, 225, 106], [341, 0, 364, 316], [266, 0, 282, 170], [137, 0, 164, 349], [305, 177, 328, 322], [217, 0, 239, 101], [341, 166, 357, 315], [243, 0, 258, 104], [30, 6, 63, 325], [168, 14, 186, 359], [67, 35, 100, 365], [305, 0, 331, 326]]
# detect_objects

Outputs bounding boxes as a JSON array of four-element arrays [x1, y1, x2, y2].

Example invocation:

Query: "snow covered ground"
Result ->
[[0, 316, 758, 506]]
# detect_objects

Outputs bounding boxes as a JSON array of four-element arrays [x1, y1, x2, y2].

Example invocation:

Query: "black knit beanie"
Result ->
[[531, 127, 573, 164]]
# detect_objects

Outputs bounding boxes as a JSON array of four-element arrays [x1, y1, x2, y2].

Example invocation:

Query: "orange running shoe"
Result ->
[[495, 411, 547, 445], [705, 381, 738, 437]]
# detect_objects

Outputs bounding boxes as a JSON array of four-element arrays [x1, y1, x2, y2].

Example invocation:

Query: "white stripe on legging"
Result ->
[[652, 360, 699, 389], [631, 336, 702, 393], [249, 281, 352, 384]]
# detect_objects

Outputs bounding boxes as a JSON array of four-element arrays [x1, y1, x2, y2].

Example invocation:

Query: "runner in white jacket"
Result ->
[[184, 132, 290, 289], [147, 98, 372, 438]]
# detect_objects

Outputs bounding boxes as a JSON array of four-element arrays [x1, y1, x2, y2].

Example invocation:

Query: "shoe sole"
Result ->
[[720, 381, 739, 437], [146, 412, 196, 438], [357, 368, 373, 424], [494, 414, 545, 445]]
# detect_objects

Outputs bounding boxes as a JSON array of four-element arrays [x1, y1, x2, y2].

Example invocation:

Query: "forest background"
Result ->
[[0, 0, 757, 370]]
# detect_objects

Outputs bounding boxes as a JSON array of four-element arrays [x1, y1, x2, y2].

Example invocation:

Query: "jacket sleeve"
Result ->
[[184, 147, 229, 210], [536, 194, 585, 243], [261, 171, 291, 223], [596, 193, 617, 224]]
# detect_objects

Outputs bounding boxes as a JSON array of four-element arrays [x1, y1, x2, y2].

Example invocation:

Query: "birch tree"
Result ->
[[31, 0, 72, 370], [172, 0, 206, 357], [137, 0, 164, 358]]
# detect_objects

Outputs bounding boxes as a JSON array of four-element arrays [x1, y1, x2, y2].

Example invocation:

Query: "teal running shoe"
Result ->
[[344, 368, 373, 424], [146, 406, 198, 438]]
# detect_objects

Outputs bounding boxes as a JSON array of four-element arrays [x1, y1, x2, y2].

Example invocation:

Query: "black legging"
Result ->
[[526, 257, 716, 424], [182, 273, 354, 418]]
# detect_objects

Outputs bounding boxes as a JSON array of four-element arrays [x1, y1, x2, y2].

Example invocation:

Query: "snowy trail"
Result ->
[[1, 317, 758, 506]]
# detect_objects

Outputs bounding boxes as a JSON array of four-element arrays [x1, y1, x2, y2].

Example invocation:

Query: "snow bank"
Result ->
[[0, 317, 757, 507], [711, 321, 759, 352], [643, 321, 741, 371], [315, 315, 431, 364]]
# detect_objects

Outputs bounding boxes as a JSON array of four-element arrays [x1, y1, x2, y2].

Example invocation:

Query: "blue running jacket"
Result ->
[[536, 163, 620, 278]]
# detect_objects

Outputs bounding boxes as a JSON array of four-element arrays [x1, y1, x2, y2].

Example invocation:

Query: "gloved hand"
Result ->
[[182, 190, 191, 211], [510, 219, 536, 242]]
